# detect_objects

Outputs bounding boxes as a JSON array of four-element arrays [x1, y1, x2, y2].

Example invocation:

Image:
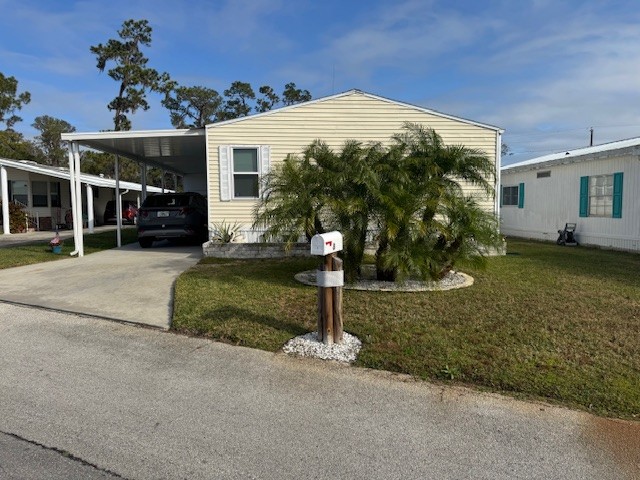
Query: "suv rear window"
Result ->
[[143, 195, 192, 208]]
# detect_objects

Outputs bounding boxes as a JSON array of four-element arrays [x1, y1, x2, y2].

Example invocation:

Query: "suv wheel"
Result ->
[[139, 237, 154, 248]]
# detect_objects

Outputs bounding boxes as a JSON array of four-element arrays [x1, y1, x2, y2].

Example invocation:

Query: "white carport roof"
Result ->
[[61, 128, 207, 175], [60, 129, 206, 257]]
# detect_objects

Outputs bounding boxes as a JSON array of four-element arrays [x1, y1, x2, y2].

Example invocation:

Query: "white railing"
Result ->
[[12, 199, 40, 231]]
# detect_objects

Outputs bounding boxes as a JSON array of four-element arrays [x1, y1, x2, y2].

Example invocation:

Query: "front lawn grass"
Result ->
[[173, 239, 640, 419], [0, 228, 138, 269]]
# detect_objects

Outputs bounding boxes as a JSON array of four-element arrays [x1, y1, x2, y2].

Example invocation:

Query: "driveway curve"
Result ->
[[0, 242, 202, 329]]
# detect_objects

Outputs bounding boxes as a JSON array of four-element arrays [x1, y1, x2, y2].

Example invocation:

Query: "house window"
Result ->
[[502, 185, 519, 206], [536, 170, 551, 178], [580, 173, 623, 218], [232, 148, 259, 198], [32, 181, 48, 207], [588, 175, 613, 217], [50, 182, 61, 207], [9, 181, 28, 205], [219, 145, 270, 202]]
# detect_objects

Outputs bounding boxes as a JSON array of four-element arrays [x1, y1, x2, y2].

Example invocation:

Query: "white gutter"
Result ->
[[68, 143, 80, 256], [74, 143, 84, 256], [86, 184, 95, 233], [115, 155, 121, 248], [119, 188, 130, 246]]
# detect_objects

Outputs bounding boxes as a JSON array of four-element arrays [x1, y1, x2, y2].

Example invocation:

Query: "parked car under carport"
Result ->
[[136, 192, 208, 248]]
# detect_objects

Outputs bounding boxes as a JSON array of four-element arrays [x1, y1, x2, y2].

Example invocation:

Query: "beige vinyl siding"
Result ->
[[206, 91, 499, 228]]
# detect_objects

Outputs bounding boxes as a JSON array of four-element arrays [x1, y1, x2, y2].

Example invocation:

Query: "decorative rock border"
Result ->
[[295, 265, 473, 292], [283, 331, 362, 363], [203, 241, 310, 259]]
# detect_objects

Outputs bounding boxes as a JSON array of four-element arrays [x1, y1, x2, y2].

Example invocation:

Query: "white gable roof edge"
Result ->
[[502, 137, 640, 173], [205, 89, 504, 133], [0, 157, 165, 192]]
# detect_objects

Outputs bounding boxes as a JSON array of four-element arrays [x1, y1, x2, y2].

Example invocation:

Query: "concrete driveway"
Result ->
[[0, 241, 202, 328]]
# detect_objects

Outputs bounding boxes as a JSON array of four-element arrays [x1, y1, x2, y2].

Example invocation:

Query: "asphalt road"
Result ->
[[0, 302, 638, 479]]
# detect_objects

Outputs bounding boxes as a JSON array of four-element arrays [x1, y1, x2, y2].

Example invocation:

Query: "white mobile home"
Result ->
[[500, 138, 640, 251]]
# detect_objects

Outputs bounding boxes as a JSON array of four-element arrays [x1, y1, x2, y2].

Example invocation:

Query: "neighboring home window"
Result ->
[[218, 145, 271, 201], [502, 186, 519, 206], [50, 182, 61, 207], [536, 170, 551, 178], [9, 180, 28, 205], [502, 183, 524, 208], [580, 173, 623, 218], [233, 148, 259, 198], [32, 181, 48, 207]]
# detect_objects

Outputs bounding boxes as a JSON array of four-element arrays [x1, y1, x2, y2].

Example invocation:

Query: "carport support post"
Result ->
[[85, 184, 94, 233], [115, 155, 121, 248], [1, 166, 10, 235], [68, 142, 84, 256], [141, 163, 147, 203]]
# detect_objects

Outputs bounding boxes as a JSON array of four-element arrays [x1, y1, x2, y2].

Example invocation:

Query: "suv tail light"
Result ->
[[179, 207, 194, 216], [139, 209, 149, 218]]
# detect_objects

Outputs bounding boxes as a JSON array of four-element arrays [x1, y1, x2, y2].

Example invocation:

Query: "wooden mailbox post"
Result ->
[[311, 231, 344, 345]]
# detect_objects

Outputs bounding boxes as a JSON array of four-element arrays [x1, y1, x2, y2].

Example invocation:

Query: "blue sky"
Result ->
[[1, 0, 640, 165]]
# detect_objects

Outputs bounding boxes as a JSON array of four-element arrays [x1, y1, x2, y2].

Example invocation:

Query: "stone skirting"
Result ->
[[203, 241, 310, 259]]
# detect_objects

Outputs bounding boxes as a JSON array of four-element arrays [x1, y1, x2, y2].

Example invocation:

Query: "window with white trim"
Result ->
[[232, 148, 259, 198], [588, 174, 613, 217], [502, 185, 519, 206], [218, 145, 271, 202]]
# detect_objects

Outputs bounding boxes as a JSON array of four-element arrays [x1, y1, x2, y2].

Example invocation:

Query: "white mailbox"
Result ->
[[310, 231, 343, 256]]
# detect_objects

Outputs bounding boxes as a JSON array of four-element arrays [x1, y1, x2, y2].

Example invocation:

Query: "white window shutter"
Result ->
[[219, 146, 231, 202], [259, 145, 271, 199], [260, 145, 271, 176]]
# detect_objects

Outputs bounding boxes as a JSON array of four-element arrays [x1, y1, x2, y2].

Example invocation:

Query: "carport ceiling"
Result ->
[[62, 128, 206, 175]]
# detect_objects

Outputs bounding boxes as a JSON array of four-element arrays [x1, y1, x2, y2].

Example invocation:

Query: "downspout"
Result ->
[[119, 189, 130, 240], [1, 166, 10, 235], [86, 184, 94, 233], [141, 162, 147, 203], [68, 143, 80, 256], [73, 142, 84, 256], [115, 155, 121, 248]]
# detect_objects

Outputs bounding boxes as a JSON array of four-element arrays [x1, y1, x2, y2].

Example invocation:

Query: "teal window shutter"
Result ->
[[579, 176, 589, 217], [612, 172, 623, 218], [518, 183, 524, 208]]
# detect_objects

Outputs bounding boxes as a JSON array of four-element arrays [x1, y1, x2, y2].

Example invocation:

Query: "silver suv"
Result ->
[[136, 193, 208, 248]]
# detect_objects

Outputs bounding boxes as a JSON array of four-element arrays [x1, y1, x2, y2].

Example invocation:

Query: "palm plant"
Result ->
[[373, 123, 499, 280], [254, 123, 501, 282], [253, 141, 328, 243]]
